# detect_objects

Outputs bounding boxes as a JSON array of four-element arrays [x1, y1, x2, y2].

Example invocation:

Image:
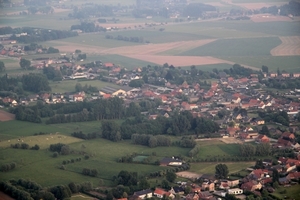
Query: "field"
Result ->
[[49, 79, 118, 93], [272, 185, 300, 200], [0, 110, 15, 122]]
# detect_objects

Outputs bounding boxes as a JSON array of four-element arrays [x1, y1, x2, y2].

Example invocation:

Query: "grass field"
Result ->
[[0, 136, 189, 186], [49, 79, 118, 93], [0, 120, 106, 141], [189, 162, 255, 175], [272, 185, 300, 199], [218, 55, 300, 72]]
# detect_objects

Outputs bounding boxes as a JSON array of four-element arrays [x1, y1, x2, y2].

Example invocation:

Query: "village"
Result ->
[[1, 43, 300, 199]]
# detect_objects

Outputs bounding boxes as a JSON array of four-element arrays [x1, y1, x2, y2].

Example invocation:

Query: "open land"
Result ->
[[0, 110, 15, 122]]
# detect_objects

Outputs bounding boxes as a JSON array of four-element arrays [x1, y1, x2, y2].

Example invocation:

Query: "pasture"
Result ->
[[0, 135, 189, 187], [0, 134, 83, 149]]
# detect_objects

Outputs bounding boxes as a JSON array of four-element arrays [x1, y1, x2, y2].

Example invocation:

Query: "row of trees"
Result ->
[[239, 143, 271, 157], [1, 178, 93, 200], [258, 110, 290, 126], [100, 111, 219, 143], [9, 28, 77, 43], [10, 143, 40, 150], [82, 168, 98, 177], [71, 22, 106, 32], [49, 143, 71, 155], [131, 134, 171, 148], [1, 162, 16, 172], [71, 131, 98, 140], [105, 35, 145, 43]]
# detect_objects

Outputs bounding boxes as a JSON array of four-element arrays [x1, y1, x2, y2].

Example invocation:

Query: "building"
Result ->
[[228, 188, 243, 195]]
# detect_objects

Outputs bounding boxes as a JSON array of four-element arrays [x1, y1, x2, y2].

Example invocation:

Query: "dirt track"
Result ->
[[271, 36, 300, 56], [0, 110, 15, 121]]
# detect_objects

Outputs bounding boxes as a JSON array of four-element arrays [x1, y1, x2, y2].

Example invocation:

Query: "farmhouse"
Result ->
[[132, 189, 153, 199], [160, 157, 182, 166], [99, 86, 132, 97]]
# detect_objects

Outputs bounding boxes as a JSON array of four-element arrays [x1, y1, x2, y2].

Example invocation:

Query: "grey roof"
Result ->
[[134, 189, 152, 196]]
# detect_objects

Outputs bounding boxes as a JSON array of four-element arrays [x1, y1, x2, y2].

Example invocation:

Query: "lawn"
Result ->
[[189, 162, 255, 175], [272, 185, 300, 200], [195, 141, 240, 160], [179, 37, 281, 57]]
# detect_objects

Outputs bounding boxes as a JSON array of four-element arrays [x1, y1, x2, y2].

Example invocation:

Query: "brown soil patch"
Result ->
[[176, 171, 201, 179], [271, 36, 300, 56], [0, 110, 15, 121], [0, 192, 14, 200], [100, 39, 216, 55], [124, 55, 228, 66], [251, 14, 293, 22]]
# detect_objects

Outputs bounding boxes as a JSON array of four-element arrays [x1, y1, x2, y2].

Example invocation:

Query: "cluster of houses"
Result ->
[[123, 148, 300, 200]]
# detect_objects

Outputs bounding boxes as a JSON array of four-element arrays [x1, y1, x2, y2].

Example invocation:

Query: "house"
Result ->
[[160, 157, 182, 166], [99, 86, 129, 97], [255, 134, 270, 143], [287, 172, 300, 180], [198, 191, 213, 200], [281, 132, 295, 141], [228, 188, 243, 195], [169, 186, 184, 195], [201, 181, 214, 191], [276, 138, 293, 148], [293, 73, 300, 78], [153, 188, 173, 199], [186, 193, 199, 200], [132, 189, 153, 199], [241, 181, 262, 192]]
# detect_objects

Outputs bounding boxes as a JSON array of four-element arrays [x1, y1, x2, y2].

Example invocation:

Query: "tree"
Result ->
[[166, 171, 176, 183], [262, 65, 269, 73], [20, 58, 31, 70], [254, 159, 264, 169], [260, 125, 270, 136], [101, 120, 121, 142], [215, 163, 229, 179], [272, 169, 279, 183], [161, 179, 170, 190], [0, 61, 5, 72]]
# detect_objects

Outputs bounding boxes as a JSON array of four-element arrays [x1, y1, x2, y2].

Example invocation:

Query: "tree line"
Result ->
[[71, 22, 106, 32], [239, 143, 271, 157], [258, 110, 290, 126], [100, 112, 219, 143], [0, 178, 94, 200], [105, 35, 145, 43], [5, 27, 78, 43]]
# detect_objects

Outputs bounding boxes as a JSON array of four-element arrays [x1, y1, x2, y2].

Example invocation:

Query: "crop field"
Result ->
[[179, 37, 281, 57], [218, 55, 300, 72]]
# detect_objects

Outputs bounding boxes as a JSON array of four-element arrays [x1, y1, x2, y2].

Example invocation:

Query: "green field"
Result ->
[[189, 162, 255, 175], [218, 55, 300, 72], [272, 185, 300, 200], [180, 37, 281, 57], [49, 79, 119, 93]]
